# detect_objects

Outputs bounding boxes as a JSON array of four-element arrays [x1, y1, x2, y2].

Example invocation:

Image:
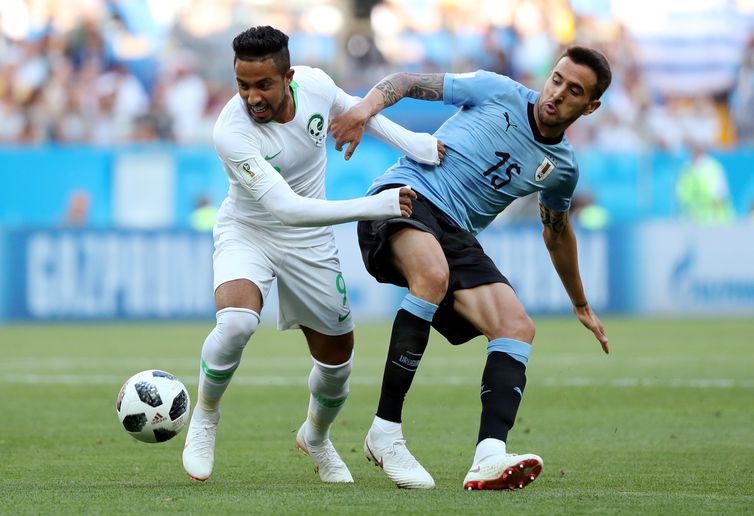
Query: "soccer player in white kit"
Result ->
[[182, 26, 443, 483]]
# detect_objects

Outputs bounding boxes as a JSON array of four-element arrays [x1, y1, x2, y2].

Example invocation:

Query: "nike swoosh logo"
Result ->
[[469, 466, 481, 473], [365, 442, 383, 468], [338, 311, 351, 322], [264, 150, 282, 161]]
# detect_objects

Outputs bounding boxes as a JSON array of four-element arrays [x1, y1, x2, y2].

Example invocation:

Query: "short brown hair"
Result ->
[[559, 46, 612, 100]]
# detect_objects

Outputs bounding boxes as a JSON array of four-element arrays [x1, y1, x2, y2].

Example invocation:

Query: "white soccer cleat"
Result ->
[[363, 427, 435, 489], [295, 423, 354, 483], [182, 407, 220, 481], [462, 452, 543, 491]]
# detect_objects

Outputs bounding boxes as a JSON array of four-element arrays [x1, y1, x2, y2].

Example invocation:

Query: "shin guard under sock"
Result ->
[[376, 294, 437, 422], [477, 339, 531, 443]]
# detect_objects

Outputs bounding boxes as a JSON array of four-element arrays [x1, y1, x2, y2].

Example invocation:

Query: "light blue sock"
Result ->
[[487, 337, 531, 366], [399, 293, 438, 322]]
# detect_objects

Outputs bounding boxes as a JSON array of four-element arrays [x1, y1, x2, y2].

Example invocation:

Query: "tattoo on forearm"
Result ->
[[540, 204, 567, 233], [375, 73, 444, 108]]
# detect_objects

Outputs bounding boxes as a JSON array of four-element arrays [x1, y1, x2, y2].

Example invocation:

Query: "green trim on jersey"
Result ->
[[201, 359, 237, 381], [269, 80, 298, 125], [290, 80, 299, 116]]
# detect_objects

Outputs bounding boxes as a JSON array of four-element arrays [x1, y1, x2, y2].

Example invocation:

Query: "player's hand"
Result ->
[[398, 186, 417, 217], [329, 104, 372, 161], [437, 140, 446, 161], [573, 303, 609, 354]]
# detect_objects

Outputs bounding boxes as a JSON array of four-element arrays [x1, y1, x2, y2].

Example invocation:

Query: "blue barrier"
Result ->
[[2, 222, 753, 322], [2, 144, 753, 228], [0, 226, 607, 321], [2, 229, 214, 320]]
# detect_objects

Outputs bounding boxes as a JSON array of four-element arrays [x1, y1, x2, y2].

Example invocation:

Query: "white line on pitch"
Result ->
[[1, 374, 752, 389]]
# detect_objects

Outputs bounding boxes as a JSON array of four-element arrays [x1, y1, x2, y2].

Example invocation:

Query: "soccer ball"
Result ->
[[116, 370, 191, 443]]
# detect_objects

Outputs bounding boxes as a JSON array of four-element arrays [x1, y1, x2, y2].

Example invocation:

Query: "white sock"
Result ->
[[372, 415, 402, 436], [472, 438, 507, 466], [197, 307, 259, 411], [305, 354, 352, 445]]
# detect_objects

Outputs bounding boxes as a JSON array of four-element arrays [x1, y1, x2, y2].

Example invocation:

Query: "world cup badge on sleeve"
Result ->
[[237, 159, 261, 186]]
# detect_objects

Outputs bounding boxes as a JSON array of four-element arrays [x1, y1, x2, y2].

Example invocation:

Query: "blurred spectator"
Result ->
[[0, 85, 26, 141], [675, 143, 735, 224], [190, 196, 217, 232], [731, 38, 754, 145], [62, 189, 91, 226], [591, 110, 645, 152], [131, 113, 167, 141], [65, 16, 105, 72], [51, 92, 89, 143], [88, 66, 149, 145], [644, 97, 722, 152], [570, 194, 610, 230], [156, 50, 209, 144]]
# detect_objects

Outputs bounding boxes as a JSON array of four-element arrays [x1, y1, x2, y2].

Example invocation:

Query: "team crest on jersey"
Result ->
[[535, 155, 556, 182], [307, 113, 326, 147]]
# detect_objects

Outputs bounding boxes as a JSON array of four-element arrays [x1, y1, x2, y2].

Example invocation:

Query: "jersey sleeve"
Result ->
[[538, 164, 579, 212], [443, 70, 514, 108], [329, 76, 440, 165], [213, 122, 284, 200], [257, 182, 404, 226]]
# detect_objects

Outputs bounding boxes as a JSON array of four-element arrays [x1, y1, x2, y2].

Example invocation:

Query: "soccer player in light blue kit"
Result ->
[[330, 46, 611, 490]]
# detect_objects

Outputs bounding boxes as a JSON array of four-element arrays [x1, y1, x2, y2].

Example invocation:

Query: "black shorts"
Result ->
[[357, 186, 511, 345]]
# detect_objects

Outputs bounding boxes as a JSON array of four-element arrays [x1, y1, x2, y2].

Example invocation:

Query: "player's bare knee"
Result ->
[[493, 312, 535, 343], [512, 314, 535, 343], [305, 329, 353, 365], [315, 346, 353, 365], [410, 265, 449, 303]]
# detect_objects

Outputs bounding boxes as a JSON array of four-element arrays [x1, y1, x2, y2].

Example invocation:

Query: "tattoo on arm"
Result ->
[[374, 73, 444, 108], [540, 204, 568, 234]]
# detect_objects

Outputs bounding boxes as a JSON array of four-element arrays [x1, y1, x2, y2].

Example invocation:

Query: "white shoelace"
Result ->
[[310, 440, 344, 466], [385, 438, 422, 469], [188, 419, 217, 458]]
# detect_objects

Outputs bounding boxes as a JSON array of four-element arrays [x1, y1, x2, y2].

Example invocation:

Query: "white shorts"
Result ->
[[212, 218, 355, 336]]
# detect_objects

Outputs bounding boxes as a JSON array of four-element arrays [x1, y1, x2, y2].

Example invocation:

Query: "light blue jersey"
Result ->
[[367, 71, 579, 235]]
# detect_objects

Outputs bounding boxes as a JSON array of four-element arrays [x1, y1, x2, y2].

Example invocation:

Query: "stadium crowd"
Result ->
[[1, 0, 753, 151]]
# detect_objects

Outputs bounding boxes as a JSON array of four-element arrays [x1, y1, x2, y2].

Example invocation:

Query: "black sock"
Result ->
[[376, 309, 431, 422], [478, 351, 527, 443]]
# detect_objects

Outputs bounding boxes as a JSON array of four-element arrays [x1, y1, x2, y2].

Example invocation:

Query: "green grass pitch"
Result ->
[[1, 318, 752, 514]]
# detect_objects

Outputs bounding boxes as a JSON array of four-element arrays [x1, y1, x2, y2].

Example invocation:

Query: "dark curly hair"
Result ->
[[558, 46, 612, 100], [232, 26, 290, 74]]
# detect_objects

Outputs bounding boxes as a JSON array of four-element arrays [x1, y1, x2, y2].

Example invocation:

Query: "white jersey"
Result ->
[[213, 65, 438, 246]]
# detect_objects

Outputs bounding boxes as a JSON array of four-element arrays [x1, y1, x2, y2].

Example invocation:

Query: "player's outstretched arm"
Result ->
[[259, 180, 416, 227], [539, 203, 609, 353], [216, 124, 415, 227], [331, 88, 441, 165], [330, 73, 446, 161], [362, 112, 442, 165]]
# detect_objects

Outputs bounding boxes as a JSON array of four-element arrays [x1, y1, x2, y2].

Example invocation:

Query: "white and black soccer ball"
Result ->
[[116, 370, 191, 443]]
